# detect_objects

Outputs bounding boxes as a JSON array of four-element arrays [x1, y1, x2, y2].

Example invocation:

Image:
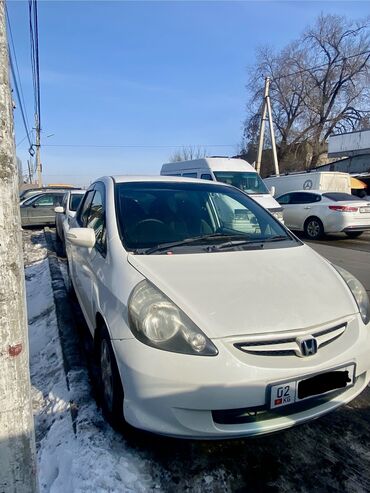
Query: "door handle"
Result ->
[[304, 206, 311, 209]]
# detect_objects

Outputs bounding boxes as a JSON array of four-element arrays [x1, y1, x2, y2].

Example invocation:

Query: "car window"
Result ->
[[62, 193, 68, 209], [115, 182, 298, 252], [33, 194, 54, 207], [290, 192, 320, 204], [277, 194, 291, 205], [53, 194, 64, 206], [182, 173, 197, 178], [323, 192, 363, 202], [213, 171, 269, 194], [212, 194, 263, 235], [77, 190, 95, 226], [201, 173, 213, 180], [86, 190, 106, 255], [69, 194, 84, 212]]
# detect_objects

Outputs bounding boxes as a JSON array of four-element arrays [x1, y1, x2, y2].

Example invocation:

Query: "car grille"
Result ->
[[234, 322, 347, 357]]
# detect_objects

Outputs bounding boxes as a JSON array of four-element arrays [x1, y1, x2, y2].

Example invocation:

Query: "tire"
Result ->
[[96, 326, 125, 431], [345, 231, 363, 238], [304, 217, 324, 240], [66, 261, 77, 299]]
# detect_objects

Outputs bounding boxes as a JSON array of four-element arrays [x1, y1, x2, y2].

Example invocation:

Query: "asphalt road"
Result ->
[[42, 229, 370, 493], [306, 232, 370, 299]]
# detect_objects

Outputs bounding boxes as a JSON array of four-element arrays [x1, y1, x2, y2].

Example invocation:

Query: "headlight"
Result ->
[[334, 265, 370, 324], [128, 280, 218, 356], [272, 210, 284, 223]]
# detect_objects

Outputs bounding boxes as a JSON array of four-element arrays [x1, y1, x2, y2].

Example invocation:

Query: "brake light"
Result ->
[[328, 205, 358, 212]]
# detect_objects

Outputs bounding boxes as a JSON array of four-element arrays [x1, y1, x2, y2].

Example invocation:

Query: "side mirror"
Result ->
[[32, 203, 38, 208], [66, 228, 96, 248], [54, 206, 64, 213], [269, 186, 276, 197]]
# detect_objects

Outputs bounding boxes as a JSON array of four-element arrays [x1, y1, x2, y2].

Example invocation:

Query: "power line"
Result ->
[[29, 0, 42, 185], [41, 143, 236, 148], [272, 49, 370, 81], [5, 4, 31, 132], [5, 5, 34, 153]]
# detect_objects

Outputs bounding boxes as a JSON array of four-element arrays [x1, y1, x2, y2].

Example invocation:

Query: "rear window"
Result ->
[[323, 192, 361, 202], [69, 194, 84, 211]]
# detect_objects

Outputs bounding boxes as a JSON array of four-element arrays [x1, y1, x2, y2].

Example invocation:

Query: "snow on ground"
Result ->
[[25, 230, 154, 493]]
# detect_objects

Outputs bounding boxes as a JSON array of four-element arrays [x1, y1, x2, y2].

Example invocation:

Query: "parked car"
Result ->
[[20, 191, 65, 227], [276, 190, 370, 240], [66, 176, 370, 439], [161, 157, 284, 222], [55, 190, 85, 253], [20, 185, 80, 204], [264, 171, 351, 196]]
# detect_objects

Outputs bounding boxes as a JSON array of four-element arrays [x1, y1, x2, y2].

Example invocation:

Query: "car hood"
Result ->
[[127, 245, 357, 339], [251, 193, 281, 211]]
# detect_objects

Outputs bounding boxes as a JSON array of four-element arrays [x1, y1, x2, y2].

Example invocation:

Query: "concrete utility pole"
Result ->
[[256, 76, 280, 176], [0, 2, 38, 492], [27, 159, 34, 184]]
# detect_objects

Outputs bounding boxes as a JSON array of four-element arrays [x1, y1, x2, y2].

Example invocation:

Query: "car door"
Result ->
[[290, 192, 322, 230], [277, 193, 294, 227], [69, 189, 95, 309], [72, 185, 107, 328], [27, 193, 62, 225]]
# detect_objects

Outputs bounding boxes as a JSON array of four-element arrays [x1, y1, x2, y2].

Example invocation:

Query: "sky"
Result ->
[[7, 0, 370, 187]]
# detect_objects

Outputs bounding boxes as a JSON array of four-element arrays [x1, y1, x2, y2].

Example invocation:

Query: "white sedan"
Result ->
[[65, 176, 370, 438], [276, 190, 370, 240]]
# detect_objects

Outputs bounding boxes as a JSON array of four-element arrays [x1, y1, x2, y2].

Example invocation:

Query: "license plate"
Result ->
[[360, 207, 370, 213], [269, 364, 355, 409]]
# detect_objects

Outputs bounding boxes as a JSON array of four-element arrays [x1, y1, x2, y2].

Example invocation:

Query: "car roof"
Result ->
[[107, 175, 230, 186], [69, 189, 85, 195]]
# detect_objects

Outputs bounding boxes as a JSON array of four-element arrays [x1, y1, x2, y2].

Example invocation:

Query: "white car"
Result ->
[[66, 176, 370, 439], [276, 190, 370, 240], [55, 190, 85, 253]]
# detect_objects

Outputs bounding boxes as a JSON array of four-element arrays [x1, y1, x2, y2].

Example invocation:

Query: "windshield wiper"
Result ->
[[262, 235, 289, 243], [211, 235, 289, 251], [138, 233, 250, 255]]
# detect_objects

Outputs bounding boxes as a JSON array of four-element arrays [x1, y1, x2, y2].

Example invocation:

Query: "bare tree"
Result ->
[[244, 14, 370, 168], [168, 145, 208, 162]]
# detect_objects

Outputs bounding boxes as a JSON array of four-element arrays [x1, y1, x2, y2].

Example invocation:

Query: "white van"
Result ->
[[161, 157, 284, 222], [264, 171, 351, 197]]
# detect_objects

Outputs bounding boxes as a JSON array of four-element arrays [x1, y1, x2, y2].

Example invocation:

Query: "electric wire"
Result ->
[[29, 0, 41, 131], [272, 49, 370, 81], [5, 4, 31, 133], [41, 144, 236, 148], [5, 5, 34, 153]]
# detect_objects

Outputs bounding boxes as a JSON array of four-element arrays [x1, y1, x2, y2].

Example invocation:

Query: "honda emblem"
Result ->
[[296, 336, 318, 357]]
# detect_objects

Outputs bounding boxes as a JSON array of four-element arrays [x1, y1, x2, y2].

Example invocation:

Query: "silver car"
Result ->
[[20, 192, 65, 227]]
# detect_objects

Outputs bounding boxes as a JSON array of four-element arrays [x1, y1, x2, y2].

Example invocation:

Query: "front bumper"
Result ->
[[112, 315, 370, 439]]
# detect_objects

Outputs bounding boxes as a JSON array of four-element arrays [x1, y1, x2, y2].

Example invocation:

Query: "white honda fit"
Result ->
[[66, 176, 370, 438]]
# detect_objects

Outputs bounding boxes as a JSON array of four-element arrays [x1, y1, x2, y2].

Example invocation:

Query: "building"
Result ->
[[317, 129, 370, 174]]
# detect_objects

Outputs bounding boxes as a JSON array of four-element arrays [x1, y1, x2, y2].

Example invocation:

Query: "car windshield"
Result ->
[[70, 194, 84, 211], [213, 171, 269, 194], [115, 182, 297, 253], [323, 192, 364, 202]]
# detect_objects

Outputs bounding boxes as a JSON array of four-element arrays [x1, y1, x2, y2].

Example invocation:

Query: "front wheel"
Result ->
[[97, 327, 125, 431], [304, 217, 324, 240], [345, 231, 363, 238]]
